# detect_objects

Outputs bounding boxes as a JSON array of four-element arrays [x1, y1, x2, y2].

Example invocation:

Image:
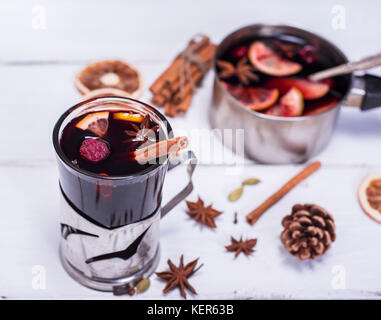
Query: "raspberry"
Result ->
[[79, 139, 109, 163]]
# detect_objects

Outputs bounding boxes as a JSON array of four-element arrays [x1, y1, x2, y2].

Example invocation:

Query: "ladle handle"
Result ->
[[309, 52, 381, 82]]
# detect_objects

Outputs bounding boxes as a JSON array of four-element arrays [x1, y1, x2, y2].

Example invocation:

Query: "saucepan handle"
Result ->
[[347, 74, 381, 110], [360, 74, 381, 110], [160, 150, 197, 218]]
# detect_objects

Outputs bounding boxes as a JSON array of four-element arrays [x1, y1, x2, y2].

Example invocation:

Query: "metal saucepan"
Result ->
[[210, 24, 381, 164]]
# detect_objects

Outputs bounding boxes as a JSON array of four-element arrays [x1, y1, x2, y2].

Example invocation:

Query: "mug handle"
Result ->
[[346, 74, 381, 110], [160, 150, 197, 218]]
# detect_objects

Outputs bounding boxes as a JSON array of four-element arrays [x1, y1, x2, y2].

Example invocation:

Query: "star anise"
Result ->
[[156, 255, 202, 299], [123, 114, 159, 149], [217, 58, 258, 85], [185, 196, 222, 228], [225, 236, 257, 258]]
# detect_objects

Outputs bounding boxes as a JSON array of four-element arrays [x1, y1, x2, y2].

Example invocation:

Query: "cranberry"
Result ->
[[299, 45, 318, 64], [230, 45, 248, 60], [80, 139, 109, 163]]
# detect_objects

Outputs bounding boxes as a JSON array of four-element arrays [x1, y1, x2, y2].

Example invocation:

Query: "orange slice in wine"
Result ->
[[248, 41, 302, 77], [265, 87, 304, 117], [264, 77, 330, 100], [221, 82, 278, 111], [76, 111, 109, 137], [113, 112, 144, 123]]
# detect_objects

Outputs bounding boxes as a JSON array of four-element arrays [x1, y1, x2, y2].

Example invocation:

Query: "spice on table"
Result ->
[[246, 161, 322, 226], [113, 284, 136, 296], [136, 278, 151, 294], [228, 186, 244, 202], [149, 34, 216, 117], [156, 255, 202, 299], [225, 236, 257, 258], [228, 177, 261, 202], [185, 196, 222, 228], [280, 204, 336, 260], [233, 212, 238, 224], [242, 177, 261, 186]]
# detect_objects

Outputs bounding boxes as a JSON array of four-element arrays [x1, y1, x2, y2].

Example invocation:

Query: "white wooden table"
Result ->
[[1, 0, 381, 299]]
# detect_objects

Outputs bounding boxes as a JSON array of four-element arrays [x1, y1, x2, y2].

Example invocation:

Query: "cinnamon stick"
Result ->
[[167, 44, 215, 93], [172, 92, 193, 115], [150, 35, 215, 117], [171, 63, 210, 105], [150, 43, 214, 97], [133, 136, 188, 164], [150, 58, 182, 95], [246, 161, 322, 226], [149, 36, 210, 95], [153, 44, 215, 113], [163, 100, 174, 117]]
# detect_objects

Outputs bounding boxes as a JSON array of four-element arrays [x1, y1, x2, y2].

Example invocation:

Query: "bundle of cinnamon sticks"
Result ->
[[150, 35, 216, 117]]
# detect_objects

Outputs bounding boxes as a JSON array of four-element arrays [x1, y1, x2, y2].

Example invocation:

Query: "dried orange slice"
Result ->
[[76, 111, 109, 137], [248, 41, 302, 77], [75, 60, 143, 99], [113, 112, 144, 123], [358, 174, 381, 223], [265, 87, 304, 117]]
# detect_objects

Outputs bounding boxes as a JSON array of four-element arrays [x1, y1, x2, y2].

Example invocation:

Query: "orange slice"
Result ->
[[76, 111, 109, 137], [264, 77, 330, 100], [113, 112, 144, 123], [221, 82, 278, 111], [243, 87, 279, 111], [248, 41, 302, 77], [75, 60, 143, 99], [358, 174, 381, 223], [265, 87, 304, 117]]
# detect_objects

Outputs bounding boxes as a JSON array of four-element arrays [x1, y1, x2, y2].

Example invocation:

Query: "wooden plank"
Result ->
[[1, 164, 381, 299]]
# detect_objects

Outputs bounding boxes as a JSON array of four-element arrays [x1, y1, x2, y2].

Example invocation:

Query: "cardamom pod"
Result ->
[[228, 186, 244, 202], [242, 178, 261, 186], [136, 278, 150, 294]]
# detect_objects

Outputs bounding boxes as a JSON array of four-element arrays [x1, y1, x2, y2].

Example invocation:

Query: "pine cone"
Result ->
[[280, 204, 336, 260]]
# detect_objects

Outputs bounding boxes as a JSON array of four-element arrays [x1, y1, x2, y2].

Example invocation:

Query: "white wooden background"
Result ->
[[1, 0, 381, 299]]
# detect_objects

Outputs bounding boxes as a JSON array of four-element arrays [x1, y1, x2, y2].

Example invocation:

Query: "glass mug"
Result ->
[[52, 97, 196, 291]]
